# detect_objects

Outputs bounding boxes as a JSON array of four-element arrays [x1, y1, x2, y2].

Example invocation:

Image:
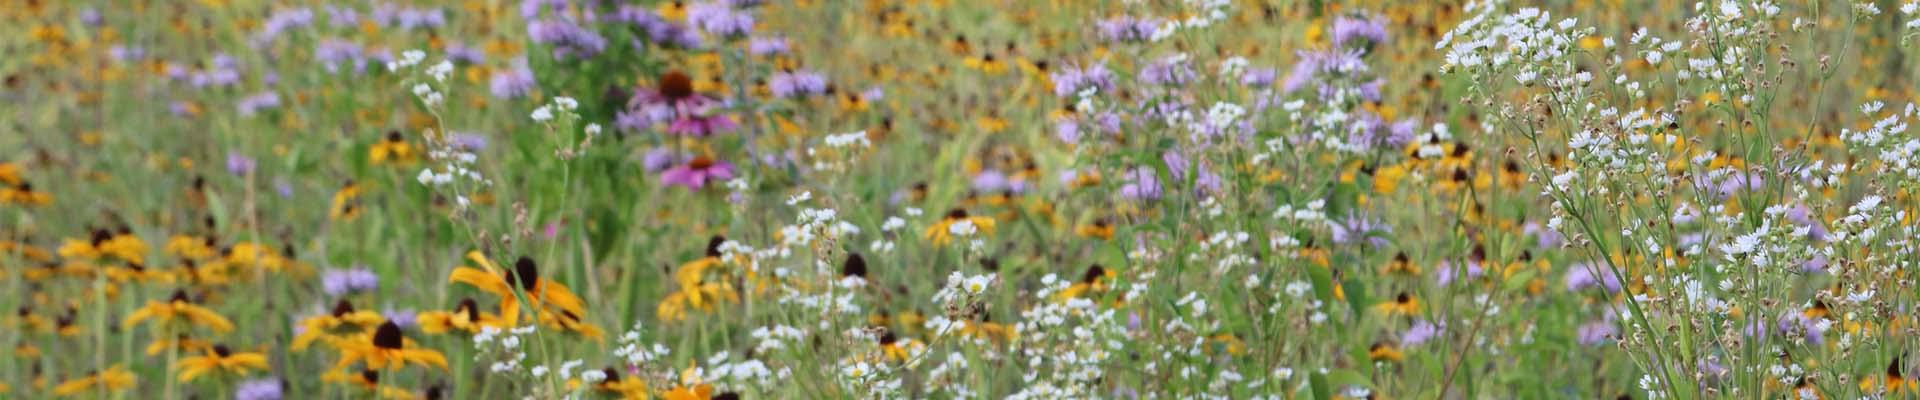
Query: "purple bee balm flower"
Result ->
[[325, 6, 359, 28], [78, 8, 102, 26], [1576, 320, 1617, 345], [315, 39, 363, 74], [394, 7, 446, 30], [527, 18, 608, 59], [226, 151, 257, 176], [490, 59, 536, 99], [252, 7, 315, 47], [447, 132, 489, 151], [1137, 56, 1196, 86], [1522, 221, 1563, 249], [1242, 67, 1277, 88], [749, 36, 790, 55], [1118, 167, 1162, 201], [686, 2, 754, 38], [660, 157, 736, 189], [108, 46, 146, 63], [521, 0, 567, 18], [1329, 213, 1391, 249], [1564, 262, 1622, 293], [1403, 319, 1442, 346], [236, 92, 281, 116], [1051, 63, 1116, 97], [769, 69, 828, 98], [234, 378, 283, 400], [971, 170, 1010, 193], [321, 267, 379, 296], [1055, 119, 1081, 143], [1331, 14, 1389, 48], [1434, 260, 1484, 287], [1800, 254, 1828, 274], [382, 308, 417, 329], [641, 147, 684, 172], [1283, 49, 1369, 93], [1097, 16, 1158, 42], [446, 42, 485, 64]]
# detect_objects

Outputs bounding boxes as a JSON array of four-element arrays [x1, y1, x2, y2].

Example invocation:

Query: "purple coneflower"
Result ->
[[660, 157, 736, 189]]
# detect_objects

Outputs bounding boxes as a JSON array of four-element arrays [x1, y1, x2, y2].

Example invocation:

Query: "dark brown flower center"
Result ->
[[659, 71, 695, 101], [372, 321, 404, 349]]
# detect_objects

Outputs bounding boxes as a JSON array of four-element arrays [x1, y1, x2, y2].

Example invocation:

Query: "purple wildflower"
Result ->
[[236, 92, 281, 116], [528, 18, 609, 59], [234, 379, 283, 400], [749, 36, 790, 55], [1051, 63, 1116, 97], [686, 2, 754, 38], [769, 69, 828, 98], [321, 267, 379, 296], [642, 148, 685, 172], [1097, 16, 1158, 42], [253, 7, 315, 47], [1330, 14, 1389, 48], [1329, 213, 1391, 248], [1403, 319, 1442, 346], [660, 157, 736, 189], [490, 59, 537, 99], [1138, 55, 1197, 86], [315, 39, 363, 74], [1564, 262, 1622, 293], [1576, 320, 1617, 345], [226, 151, 257, 177], [325, 6, 359, 28], [1118, 167, 1163, 201]]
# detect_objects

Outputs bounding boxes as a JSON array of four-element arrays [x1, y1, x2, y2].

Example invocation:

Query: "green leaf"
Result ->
[[1308, 371, 1332, 400], [1503, 269, 1537, 292]]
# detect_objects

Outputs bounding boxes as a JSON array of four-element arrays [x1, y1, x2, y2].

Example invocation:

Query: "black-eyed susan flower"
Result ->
[[924, 208, 996, 245], [662, 383, 717, 400], [1383, 252, 1421, 277], [292, 300, 387, 351], [330, 180, 362, 221], [145, 334, 211, 356], [449, 252, 597, 336], [334, 321, 447, 371], [174, 344, 268, 382], [369, 131, 417, 166], [322, 369, 417, 400], [124, 290, 233, 334], [1860, 357, 1913, 394], [51, 365, 135, 397], [659, 244, 741, 322], [1376, 292, 1421, 316], [1075, 218, 1115, 240], [592, 367, 650, 399], [416, 298, 513, 335], [0, 181, 52, 206], [1368, 340, 1404, 363]]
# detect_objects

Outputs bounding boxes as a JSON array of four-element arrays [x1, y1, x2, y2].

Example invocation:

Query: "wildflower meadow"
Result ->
[[8, 0, 1920, 398]]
